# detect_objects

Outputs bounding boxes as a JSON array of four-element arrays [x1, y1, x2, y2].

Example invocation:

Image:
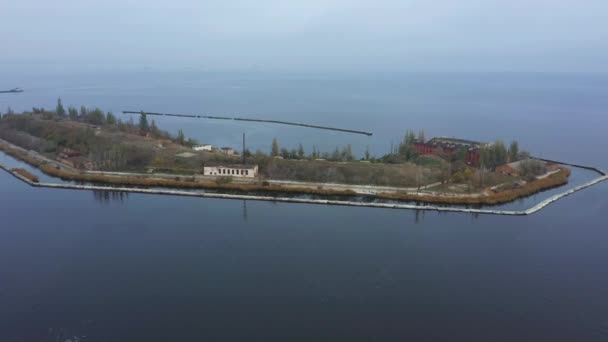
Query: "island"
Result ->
[[0, 100, 571, 205]]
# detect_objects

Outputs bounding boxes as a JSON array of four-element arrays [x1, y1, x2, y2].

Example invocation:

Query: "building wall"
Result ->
[[193, 145, 212, 151], [496, 165, 518, 176], [414, 143, 480, 166], [203, 165, 258, 178], [466, 150, 480, 165], [220, 148, 235, 156]]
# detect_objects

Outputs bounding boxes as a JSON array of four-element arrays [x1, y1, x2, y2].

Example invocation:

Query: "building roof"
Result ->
[[204, 163, 257, 170], [501, 160, 528, 171], [428, 137, 484, 147]]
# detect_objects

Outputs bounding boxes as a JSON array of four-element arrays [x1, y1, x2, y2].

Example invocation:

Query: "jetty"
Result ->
[[0, 88, 24, 94], [122, 110, 373, 136], [1, 161, 606, 216]]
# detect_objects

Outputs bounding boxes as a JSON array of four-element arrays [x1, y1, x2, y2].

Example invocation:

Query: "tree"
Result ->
[[56, 97, 66, 117], [139, 111, 149, 132], [297, 143, 305, 159], [177, 129, 185, 145], [480, 140, 508, 170], [508, 140, 519, 162], [418, 130, 425, 142], [519, 159, 547, 180], [87, 108, 105, 125], [280, 148, 289, 159], [365, 146, 371, 160], [150, 119, 159, 136], [271, 138, 279, 157], [68, 106, 78, 120], [310, 145, 318, 159], [106, 112, 117, 125], [492, 140, 507, 167], [331, 147, 341, 161], [398, 129, 418, 161], [80, 106, 88, 118], [405, 129, 416, 145], [341, 144, 353, 161], [185, 138, 199, 147], [6, 107, 14, 115]]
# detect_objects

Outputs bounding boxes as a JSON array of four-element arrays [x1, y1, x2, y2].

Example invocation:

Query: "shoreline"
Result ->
[[0, 137, 597, 207], [2, 161, 607, 216]]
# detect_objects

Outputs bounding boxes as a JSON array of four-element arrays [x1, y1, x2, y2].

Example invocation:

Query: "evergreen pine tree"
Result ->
[[139, 111, 149, 132], [271, 138, 279, 157], [56, 98, 66, 117]]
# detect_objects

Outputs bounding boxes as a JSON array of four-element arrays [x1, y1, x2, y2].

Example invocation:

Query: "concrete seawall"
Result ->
[[2, 161, 606, 216]]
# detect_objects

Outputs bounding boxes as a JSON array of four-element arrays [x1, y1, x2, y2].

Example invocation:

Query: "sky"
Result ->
[[2, 0, 608, 72]]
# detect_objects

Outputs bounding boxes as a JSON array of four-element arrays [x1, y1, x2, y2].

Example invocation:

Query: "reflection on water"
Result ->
[[243, 200, 248, 221], [92, 190, 129, 204], [415, 209, 424, 223]]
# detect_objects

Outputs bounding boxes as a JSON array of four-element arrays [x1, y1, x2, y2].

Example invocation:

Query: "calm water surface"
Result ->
[[1, 71, 607, 341]]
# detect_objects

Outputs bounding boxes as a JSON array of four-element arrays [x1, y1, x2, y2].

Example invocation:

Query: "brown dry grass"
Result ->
[[10, 168, 39, 183], [377, 168, 571, 205], [0, 143, 43, 167]]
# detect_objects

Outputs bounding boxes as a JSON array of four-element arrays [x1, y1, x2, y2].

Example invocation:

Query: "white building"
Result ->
[[203, 164, 258, 178], [193, 144, 213, 151], [220, 147, 236, 155]]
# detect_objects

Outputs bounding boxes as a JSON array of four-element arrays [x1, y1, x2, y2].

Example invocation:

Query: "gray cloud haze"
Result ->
[[2, 0, 607, 72]]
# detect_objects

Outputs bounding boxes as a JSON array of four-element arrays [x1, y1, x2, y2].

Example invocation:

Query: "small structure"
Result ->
[[496, 160, 526, 177], [176, 152, 197, 158], [220, 147, 235, 156], [203, 164, 258, 178], [193, 144, 213, 151], [58, 148, 81, 159], [57, 155, 94, 170], [56, 148, 94, 170]]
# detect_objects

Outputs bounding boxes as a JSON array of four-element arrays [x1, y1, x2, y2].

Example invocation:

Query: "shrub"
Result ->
[[216, 176, 233, 184]]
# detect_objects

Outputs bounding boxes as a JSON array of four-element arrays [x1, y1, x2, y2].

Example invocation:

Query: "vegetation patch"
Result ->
[[10, 168, 39, 183], [377, 168, 571, 205]]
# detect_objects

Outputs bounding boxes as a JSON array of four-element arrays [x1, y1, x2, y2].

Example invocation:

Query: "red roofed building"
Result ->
[[413, 137, 484, 166]]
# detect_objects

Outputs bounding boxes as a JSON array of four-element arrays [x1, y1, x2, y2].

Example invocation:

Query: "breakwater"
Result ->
[[535, 157, 607, 176], [0, 88, 23, 94], [122, 111, 373, 136], [2, 161, 606, 216]]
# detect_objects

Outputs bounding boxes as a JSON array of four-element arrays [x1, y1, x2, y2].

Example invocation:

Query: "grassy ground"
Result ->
[[264, 158, 442, 187]]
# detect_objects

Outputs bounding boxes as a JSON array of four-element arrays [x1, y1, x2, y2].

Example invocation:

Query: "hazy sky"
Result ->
[[2, 0, 607, 72]]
